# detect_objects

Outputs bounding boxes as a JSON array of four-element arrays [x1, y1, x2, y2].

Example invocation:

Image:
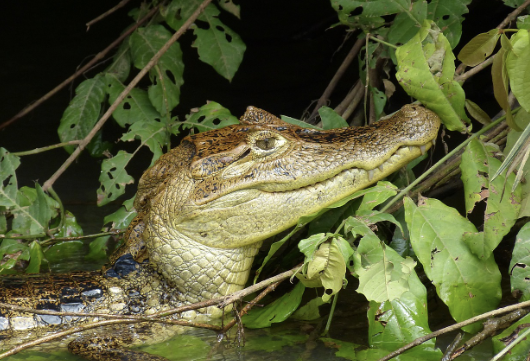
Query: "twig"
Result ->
[[497, 0, 530, 30], [455, 56, 495, 82], [41, 0, 213, 192], [0, 5, 159, 131], [86, 0, 131, 30], [11, 141, 83, 156], [377, 301, 530, 361], [307, 37, 365, 122]]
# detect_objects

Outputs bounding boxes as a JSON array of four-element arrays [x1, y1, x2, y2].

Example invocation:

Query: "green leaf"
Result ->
[[44, 240, 84, 264], [57, 75, 107, 153], [280, 115, 321, 129], [509, 223, 530, 301], [427, 0, 471, 49], [367, 270, 438, 354], [54, 211, 83, 238], [0, 239, 30, 274], [404, 197, 501, 333], [217, 0, 240, 18], [457, 29, 500, 66], [332, 0, 411, 29], [492, 313, 530, 360], [517, 15, 530, 30], [395, 20, 469, 131], [0, 148, 20, 208], [465, 99, 491, 125], [97, 151, 134, 206], [506, 29, 530, 113], [86, 236, 111, 261], [318, 106, 348, 129], [460, 139, 521, 259], [106, 74, 162, 128], [370, 86, 387, 119], [121, 119, 168, 165], [290, 297, 324, 321], [11, 185, 55, 236], [387, 0, 426, 47], [104, 197, 137, 231], [26, 241, 44, 274], [243, 282, 305, 328], [182, 102, 239, 133], [354, 234, 416, 303], [298, 233, 329, 261], [130, 25, 184, 115], [105, 38, 131, 82]]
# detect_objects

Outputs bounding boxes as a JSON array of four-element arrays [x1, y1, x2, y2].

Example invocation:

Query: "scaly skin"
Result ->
[[0, 104, 440, 360]]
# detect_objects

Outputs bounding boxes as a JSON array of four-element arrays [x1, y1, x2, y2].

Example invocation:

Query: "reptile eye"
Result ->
[[255, 138, 276, 150]]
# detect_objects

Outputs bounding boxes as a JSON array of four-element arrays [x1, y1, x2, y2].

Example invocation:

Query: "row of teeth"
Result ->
[[365, 139, 435, 182]]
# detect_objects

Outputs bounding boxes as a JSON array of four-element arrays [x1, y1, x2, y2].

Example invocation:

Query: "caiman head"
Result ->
[[133, 104, 440, 312]]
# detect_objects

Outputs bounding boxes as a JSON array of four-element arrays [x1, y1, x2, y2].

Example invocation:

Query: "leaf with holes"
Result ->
[[105, 39, 131, 82], [306, 240, 347, 302], [106, 74, 162, 128], [0, 148, 20, 208], [104, 196, 137, 231], [331, 0, 410, 30], [404, 197, 501, 333], [427, 0, 472, 48], [97, 151, 134, 206], [130, 25, 184, 115], [192, 4, 246, 81], [510, 223, 530, 301], [396, 20, 468, 131], [121, 119, 169, 165], [182, 102, 239, 133], [57, 75, 107, 153], [387, 0, 427, 47]]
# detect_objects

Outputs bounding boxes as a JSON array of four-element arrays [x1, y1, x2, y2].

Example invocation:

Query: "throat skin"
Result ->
[[132, 104, 441, 310]]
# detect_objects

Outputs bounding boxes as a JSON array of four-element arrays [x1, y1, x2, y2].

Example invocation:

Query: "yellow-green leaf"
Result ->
[[457, 29, 500, 67]]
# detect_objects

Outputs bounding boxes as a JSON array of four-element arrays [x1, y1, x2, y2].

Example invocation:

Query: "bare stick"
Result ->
[[86, 0, 131, 30], [497, 0, 530, 30], [308, 37, 365, 122], [377, 300, 530, 361], [42, 0, 213, 192], [0, 6, 159, 131]]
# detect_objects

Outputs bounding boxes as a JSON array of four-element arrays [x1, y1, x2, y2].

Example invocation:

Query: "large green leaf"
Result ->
[[130, 25, 184, 115], [318, 106, 348, 129], [121, 119, 169, 166], [103, 196, 137, 231], [506, 29, 530, 113], [331, 0, 410, 30], [11, 185, 55, 236], [57, 75, 107, 153], [106, 74, 162, 128], [164, 0, 245, 81], [509, 223, 530, 301], [404, 197, 501, 333], [387, 0, 427, 47], [396, 20, 469, 131], [243, 282, 305, 328], [97, 151, 134, 206], [460, 139, 521, 259], [367, 269, 439, 355]]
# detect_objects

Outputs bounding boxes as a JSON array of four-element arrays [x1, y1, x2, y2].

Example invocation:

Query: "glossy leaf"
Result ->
[[44, 241, 84, 264], [97, 151, 134, 206], [367, 269, 438, 354], [506, 30, 530, 113], [396, 20, 468, 131], [243, 282, 305, 328], [404, 197, 501, 333], [106, 74, 162, 128], [319, 106, 348, 129], [54, 211, 83, 238], [57, 75, 107, 153], [457, 29, 500, 66], [509, 223, 530, 301], [130, 25, 184, 115], [182, 102, 239, 133]]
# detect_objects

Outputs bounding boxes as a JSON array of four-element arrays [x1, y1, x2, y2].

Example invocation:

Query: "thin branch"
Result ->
[[455, 55, 495, 82], [42, 0, 213, 192], [86, 0, 131, 30], [11, 141, 83, 156], [377, 301, 530, 361], [0, 5, 159, 131], [308, 37, 365, 122], [497, 0, 530, 29]]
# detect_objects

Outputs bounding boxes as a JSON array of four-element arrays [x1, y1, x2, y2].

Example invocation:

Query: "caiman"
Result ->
[[0, 105, 440, 360]]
